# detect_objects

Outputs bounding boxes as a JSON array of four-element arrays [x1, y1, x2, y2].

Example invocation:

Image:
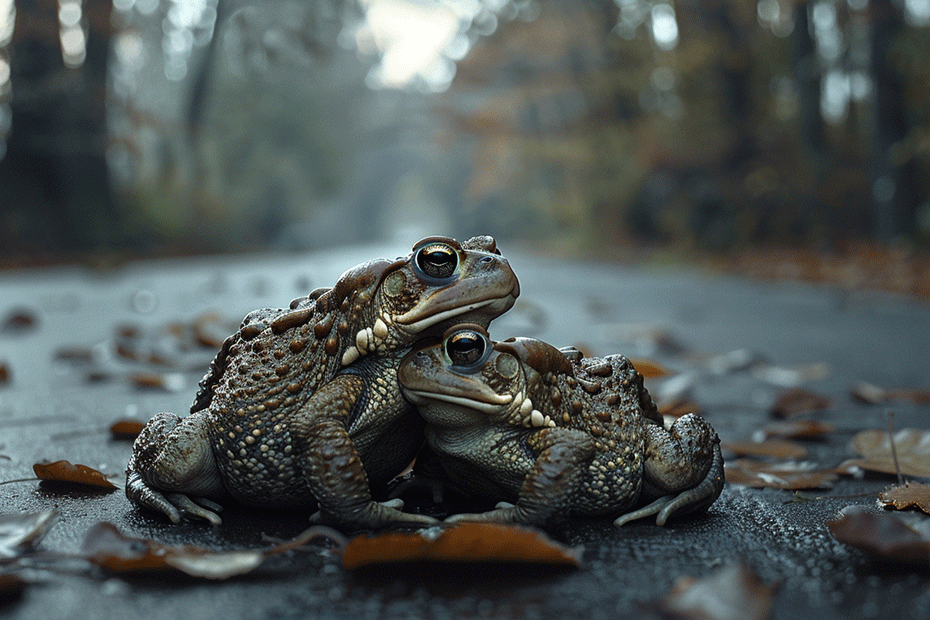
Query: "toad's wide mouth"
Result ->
[[392, 289, 519, 334], [401, 388, 513, 413]]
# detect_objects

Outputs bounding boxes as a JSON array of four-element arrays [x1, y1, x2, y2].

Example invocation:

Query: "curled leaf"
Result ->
[[83, 522, 264, 579], [828, 505, 930, 566], [109, 420, 146, 440], [851, 381, 930, 406], [33, 460, 118, 491], [722, 439, 808, 460], [769, 388, 831, 419], [658, 399, 703, 419], [0, 510, 59, 558], [654, 561, 774, 620], [763, 419, 834, 440], [724, 459, 837, 490], [629, 358, 668, 379], [879, 482, 930, 515], [0, 574, 29, 605], [341, 522, 582, 570], [843, 428, 930, 478]]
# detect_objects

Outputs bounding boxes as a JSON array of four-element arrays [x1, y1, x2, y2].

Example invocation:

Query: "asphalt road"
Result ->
[[1, 240, 929, 620]]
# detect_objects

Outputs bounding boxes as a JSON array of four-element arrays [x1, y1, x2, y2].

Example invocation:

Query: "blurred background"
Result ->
[[0, 0, 928, 289]]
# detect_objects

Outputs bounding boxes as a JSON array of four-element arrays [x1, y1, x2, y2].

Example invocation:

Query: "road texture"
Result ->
[[1, 240, 929, 619]]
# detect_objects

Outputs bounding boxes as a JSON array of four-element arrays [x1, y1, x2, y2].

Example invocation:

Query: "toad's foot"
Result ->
[[126, 470, 224, 525], [309, 498, 438, 530], [614, 442, 724, 527]]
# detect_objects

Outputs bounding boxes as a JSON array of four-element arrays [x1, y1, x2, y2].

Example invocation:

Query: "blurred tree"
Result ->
[[0, 0, 120, 256], [869, 0, 919, 241]]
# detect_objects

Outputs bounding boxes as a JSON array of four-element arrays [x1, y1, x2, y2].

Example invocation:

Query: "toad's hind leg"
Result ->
[[614, 413, 724, 527], [126, 411, 227, 524]]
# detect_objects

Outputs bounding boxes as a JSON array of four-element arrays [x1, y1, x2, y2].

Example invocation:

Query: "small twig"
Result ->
[[887, 410, 903, 486], [0, 477, 41, 486]]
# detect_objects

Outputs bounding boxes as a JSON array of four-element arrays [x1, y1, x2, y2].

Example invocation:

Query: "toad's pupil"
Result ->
[[417, 245, 457, 279], [447, 332, 484, 366]]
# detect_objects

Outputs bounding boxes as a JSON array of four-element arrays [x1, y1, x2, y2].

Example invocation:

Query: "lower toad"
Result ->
[[398, 325, 724, 527]]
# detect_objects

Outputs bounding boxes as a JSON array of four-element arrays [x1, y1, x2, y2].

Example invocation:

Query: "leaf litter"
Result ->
[[32, 461, 118, 491], [828, 505, 930, 566], [840, 428, 930, 479], [650, 560, 775, 620], [341, 522, 582, 570]]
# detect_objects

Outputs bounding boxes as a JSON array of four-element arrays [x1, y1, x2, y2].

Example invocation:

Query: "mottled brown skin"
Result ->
[[398, 325, 724, 528], [126, 236, 520, 531]]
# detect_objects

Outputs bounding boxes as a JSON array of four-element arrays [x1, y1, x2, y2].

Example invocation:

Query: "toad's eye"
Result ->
[[416, 243, 458, 280], [445, 330, 487, 369]]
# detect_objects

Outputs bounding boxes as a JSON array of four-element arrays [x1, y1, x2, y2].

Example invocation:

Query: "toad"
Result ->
[[126, 236, 519, 530], [398, 325, 723, 527]]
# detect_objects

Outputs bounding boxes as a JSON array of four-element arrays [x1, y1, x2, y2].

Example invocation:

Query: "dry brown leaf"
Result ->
[[192, 312, 234, 349], [0, 364, 8, 385], [83, 522, 265, 579], [724, 459, 837, 490], [658, 399, 702, 419], [629, 358, 669, 379], [722, 439, 808, 460], [762, 419, 834, 440], [851, 381, 930, 405], [879, 482, 930, 515], [843, 428, 930, 478], [0, 510, 59, 558], [769, 388, 831, 419], [653, 561, 774, 620], [341, 522, 582, 570], [109, 420, 146, 440], [33, 460, 118, 491], [1, 310, 37, 335], [0, 574, 29, 605], [828, 505, 930, 566]]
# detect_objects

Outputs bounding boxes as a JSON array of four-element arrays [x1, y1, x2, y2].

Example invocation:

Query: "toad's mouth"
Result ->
[[393, 290, 519, 335], [401, 388, 513, 414]]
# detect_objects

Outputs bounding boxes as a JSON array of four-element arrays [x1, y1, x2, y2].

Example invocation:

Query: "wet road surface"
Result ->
[[1, 241, 929, 619]]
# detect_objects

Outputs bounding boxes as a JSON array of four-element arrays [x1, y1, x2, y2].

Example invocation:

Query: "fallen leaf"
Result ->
[[83, 522, 265, 579], [769, 389, 831, 419], [851, 381, 930, 405], [752, 362, 830, 387], [722, 439, 808, 460], [0, 574, 28, 605], [192, 312, 234, 349], [879, 482, 930, 515], [828, 505, 930, 566], [629, 358, 668, 379], [724, 459, 837, 489], [1, 309, 37, 335], [708, 349, 766, 375], [0, 364, 8, 385], [653, 561, 774, 620], [763, 419, 834, 440], [129, 372, 185, 392], [341, 522, 582, 570], [33, 461, 118, 491], [109, 420, 146, 440], [843, 428, 930, 478], [659, 399, 703, 419], [0, 510, 59, 558]]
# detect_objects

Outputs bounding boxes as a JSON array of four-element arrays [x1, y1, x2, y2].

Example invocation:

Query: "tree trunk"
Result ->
[[869, 0, 918, 241], [0, 0, 119, 256]]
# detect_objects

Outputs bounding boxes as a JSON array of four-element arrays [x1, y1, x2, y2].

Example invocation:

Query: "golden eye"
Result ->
[[445, 330, 486, 368], [416, 244, 458, 280]]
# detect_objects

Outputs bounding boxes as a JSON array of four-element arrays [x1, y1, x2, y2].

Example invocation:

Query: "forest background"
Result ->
[[0, 0, 928, 282]]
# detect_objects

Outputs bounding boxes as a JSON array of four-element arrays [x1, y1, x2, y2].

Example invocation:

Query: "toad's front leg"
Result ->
[[445, 428, 596, 527], [126, 411, 228, 525], [293, 375, 437, 531], [614, 413, 723, 527]]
